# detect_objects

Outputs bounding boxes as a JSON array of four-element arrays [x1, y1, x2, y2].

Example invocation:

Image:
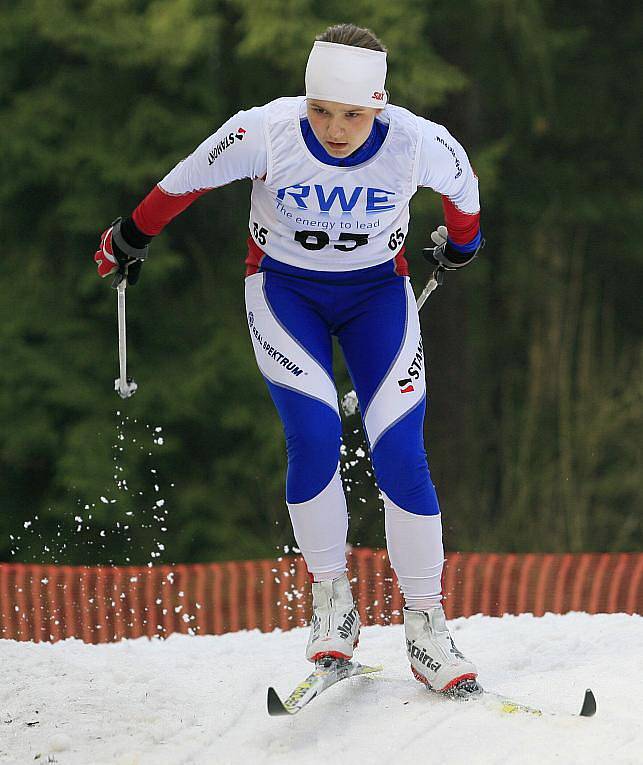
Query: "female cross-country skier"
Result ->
[[94, 23, 484, 695]]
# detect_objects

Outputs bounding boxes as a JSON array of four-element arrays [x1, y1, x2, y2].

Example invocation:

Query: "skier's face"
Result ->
[[306, 100, 382, 157]]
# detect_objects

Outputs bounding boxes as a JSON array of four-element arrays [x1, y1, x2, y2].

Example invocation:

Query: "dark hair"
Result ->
[[316, 23, 387, 53]]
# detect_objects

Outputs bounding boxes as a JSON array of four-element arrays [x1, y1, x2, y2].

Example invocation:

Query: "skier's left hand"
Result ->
[[423, 225, 484, 269]]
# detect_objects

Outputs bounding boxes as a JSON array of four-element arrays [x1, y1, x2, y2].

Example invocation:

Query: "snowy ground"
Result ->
[[1, 613, 641, 765]]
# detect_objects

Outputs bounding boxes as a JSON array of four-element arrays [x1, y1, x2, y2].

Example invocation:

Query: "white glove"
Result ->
[[431, 225, 449, 248]]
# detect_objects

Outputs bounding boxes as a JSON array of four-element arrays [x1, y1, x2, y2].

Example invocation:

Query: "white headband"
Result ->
[[305, 41, 387, 109]]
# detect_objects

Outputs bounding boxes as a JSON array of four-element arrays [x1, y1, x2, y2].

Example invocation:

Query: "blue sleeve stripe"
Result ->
[[447, 229, 482, 254]]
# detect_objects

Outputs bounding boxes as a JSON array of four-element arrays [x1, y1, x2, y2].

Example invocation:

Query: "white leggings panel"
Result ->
[[287, 464, 348, 581], [245, 272, 339, 412], [362, 278, 426, 450], [383, 492, 445, 610]]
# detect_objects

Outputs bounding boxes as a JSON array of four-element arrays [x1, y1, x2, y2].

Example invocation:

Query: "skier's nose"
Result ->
[[327, 118, 345, 140]]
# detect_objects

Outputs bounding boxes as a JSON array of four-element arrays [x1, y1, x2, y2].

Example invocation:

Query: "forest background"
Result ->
[[1, 0, 641, 566]]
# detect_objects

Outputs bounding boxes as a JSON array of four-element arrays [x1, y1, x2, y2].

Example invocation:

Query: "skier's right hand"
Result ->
[[94, 218, 149, 287]]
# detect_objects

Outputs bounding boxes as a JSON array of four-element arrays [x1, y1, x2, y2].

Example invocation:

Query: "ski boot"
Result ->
[[404, 605, 479, 694], [306, 573, 360, 663]]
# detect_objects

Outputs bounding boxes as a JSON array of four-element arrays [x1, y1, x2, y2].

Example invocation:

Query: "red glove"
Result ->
[[94, 225, 119, 279], [93, 218, 148, 286]]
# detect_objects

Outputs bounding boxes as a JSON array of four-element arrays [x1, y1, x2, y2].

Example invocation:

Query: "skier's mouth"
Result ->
[[326, 141, 349, 151]]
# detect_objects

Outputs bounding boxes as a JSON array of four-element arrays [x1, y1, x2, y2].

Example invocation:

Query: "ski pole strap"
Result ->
[[111, 217, 150, 261], [423, 237, 484, 270]]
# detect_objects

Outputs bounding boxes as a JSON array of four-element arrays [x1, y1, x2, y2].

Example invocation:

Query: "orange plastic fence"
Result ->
[[1, 551, 641, 644]]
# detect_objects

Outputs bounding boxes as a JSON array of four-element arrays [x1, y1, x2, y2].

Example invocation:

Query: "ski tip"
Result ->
[[267, 686, 290, 717], [579, 688, 597, 718]]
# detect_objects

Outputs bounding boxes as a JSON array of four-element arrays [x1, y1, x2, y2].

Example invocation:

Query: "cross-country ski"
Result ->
[[267, 659, 596, 719], [267, 658, 382, 716]]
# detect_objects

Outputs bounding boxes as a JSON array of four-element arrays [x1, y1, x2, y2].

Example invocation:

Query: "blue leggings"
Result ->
[[245, 255, 440, 517]]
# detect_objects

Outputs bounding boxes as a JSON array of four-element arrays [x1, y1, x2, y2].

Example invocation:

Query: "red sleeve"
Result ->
[[132, 184, 211, 236], [441, 196, 480, 246]]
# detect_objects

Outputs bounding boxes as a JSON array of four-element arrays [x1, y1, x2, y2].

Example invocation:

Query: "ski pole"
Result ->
[[340, 266, 444, 416], [114, 279, 138, 399], [415, 265, 444, 312]]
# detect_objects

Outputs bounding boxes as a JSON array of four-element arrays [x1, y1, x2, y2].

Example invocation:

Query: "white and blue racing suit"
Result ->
[[128, 96, 482, 608]]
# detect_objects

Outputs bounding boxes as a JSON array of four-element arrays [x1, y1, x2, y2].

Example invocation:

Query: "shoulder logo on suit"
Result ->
[[207, 127, 247, 165]]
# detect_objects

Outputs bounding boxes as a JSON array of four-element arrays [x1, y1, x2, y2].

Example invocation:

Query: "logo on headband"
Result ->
[[372, 91, 385, 101]]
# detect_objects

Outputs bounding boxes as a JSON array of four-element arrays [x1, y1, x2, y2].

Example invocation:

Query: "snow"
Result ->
[[1, 613, 641, 765]]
